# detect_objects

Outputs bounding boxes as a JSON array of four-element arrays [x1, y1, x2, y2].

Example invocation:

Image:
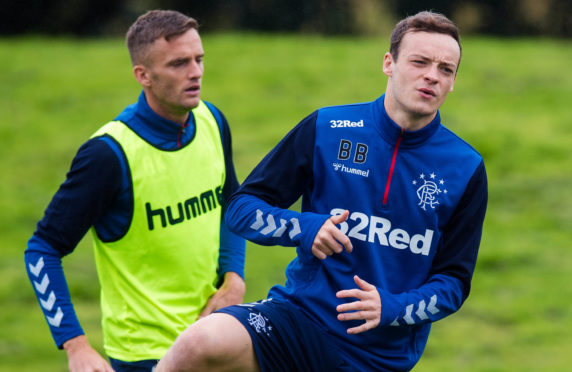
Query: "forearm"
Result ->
[[220, 271, 246, 298], [25, 236, 84, 348], [378, 273, 464, 327], [218, 221, 246, 280], [63, 334, 113, 372], [225, 194, 330, 254]]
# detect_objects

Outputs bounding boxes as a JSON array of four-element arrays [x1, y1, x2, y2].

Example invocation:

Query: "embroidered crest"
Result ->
[[247, 311, 272, 336], [412, 172, 447, 211]]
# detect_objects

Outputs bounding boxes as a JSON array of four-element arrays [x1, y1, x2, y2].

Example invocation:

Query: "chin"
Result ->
[[413, 100, 440, 115], [410, 107, 436, 118], [184, 99, 201, 110]]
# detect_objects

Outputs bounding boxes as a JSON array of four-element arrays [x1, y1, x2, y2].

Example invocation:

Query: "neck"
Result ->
[[144, 92, 189, 125], [383, 93, 436, 132]]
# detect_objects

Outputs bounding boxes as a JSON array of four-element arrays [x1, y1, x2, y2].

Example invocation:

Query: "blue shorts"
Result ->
[[108, 357, 158, 372], [216, 299, 358, 372]]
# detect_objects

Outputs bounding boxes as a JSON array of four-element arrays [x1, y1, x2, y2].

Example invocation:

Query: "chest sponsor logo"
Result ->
[[412, 172, 448, 211], [330, 119, 364, 128], [146, 185, 223, 230], [331, 208, 434, 256]]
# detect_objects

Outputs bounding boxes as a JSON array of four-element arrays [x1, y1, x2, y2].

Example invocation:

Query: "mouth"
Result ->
[[185, 84, 201, 96], [418, 87, 436, 98]]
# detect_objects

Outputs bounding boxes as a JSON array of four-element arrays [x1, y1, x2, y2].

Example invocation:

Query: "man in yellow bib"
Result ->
[[24, 10, 245, 372]]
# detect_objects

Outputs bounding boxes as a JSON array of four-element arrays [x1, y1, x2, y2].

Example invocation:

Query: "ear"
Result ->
[[382, 52, 393, 77], [133, 65, 151, 87]]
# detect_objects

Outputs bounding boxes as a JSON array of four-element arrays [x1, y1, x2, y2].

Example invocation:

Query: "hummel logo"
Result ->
[[47, 307, 64, 327], [29, 256, 65, 328], [332, 162, 370, 178], [40, 291, 56, 311], [34, 274, 50, 294], [29, 257, 44, 277], [250, 209, 301, 239], [390, 295, 440, 326]]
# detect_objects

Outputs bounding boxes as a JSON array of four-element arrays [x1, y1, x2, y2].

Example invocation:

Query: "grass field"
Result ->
[[1, 33, 571, 371]]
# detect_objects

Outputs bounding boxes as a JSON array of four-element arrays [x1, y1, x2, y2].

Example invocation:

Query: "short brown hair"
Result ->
[[390, 11, 461, 63], [126, 10, 198, 66]]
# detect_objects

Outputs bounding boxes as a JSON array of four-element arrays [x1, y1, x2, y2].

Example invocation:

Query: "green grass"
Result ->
[[1, 34, 571, 371]]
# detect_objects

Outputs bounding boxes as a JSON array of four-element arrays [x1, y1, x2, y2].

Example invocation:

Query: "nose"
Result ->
[[424, 64, 439, 83], [188, 60, 203, 80]]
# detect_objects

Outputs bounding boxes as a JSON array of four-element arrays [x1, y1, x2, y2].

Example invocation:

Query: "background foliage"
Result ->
[[3, 0, 571, 37], [1, 25, 571, 372]]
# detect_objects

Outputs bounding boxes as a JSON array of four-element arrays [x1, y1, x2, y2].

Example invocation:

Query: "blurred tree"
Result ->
[[0, 0, 569, 37], [160, 0, 394, 35], [1, 0, 123, 35], [388, 0, 570, 36]]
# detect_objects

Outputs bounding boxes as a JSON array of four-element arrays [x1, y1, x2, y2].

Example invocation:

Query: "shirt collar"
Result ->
[[115, 91, 196, 150], [373, 94, 440, 147]]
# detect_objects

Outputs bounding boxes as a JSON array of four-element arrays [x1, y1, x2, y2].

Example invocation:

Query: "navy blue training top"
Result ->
[[225, 94, 487, 371]]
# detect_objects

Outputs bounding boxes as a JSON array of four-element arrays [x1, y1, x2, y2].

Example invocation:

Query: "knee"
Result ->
[[157, 324, 216, 372]]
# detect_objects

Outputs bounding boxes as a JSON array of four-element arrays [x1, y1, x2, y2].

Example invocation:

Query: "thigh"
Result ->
[[196, 313, 259, 367], [161, 313, 259, 372], [217, 300, 354, 372]]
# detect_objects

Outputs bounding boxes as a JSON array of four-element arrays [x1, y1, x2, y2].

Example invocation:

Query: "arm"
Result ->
[[25, 138, 122, 369], [337, 162, 488, 331], [225, 111, 344, 256], [212, 105, 246, 280], [198, 272, 246, 318], [199, 105, 246, 316], [63, 335, 115, 372], [206, 213, 245, 315]]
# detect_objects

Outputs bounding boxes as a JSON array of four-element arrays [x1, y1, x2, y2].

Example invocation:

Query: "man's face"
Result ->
[[383, 31, 460, 130], [135, 28, 204, 123]]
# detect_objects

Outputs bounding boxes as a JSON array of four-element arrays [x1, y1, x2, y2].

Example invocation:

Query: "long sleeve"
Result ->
[[225, 111, 331, 255], [225, 194, 330, 255], [378, 161, 488, 327], [32, 138, 125, 254], [206, 101, 246, 280], [25, 237, 84, 348], [25, 138, 123, 348]]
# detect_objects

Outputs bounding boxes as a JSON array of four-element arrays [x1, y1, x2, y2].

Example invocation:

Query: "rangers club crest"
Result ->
[[412, 172, 447, 211], [247, 312, 271, 335], [238, 300, 274, 337]]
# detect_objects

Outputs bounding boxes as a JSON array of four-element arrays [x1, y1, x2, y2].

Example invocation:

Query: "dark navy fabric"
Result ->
[[217, 299, 359, 372], [225, 94, 487, 371], [109, 357, 158, 372]]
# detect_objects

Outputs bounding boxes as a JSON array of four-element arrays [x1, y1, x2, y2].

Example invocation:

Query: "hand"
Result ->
[[336, 275, 382, 334], [64, 335, 115, 372], [311, 210, 353, 260], [199, 272, 246, 318]]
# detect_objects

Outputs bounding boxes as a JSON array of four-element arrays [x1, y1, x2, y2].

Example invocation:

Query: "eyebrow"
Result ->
[[410, 54, 457, 69], [166, 57, 190, 66]]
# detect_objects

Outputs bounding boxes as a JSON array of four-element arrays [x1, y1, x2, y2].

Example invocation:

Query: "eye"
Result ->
[[440, 66, 454, 75], [170, 59, 187, 67]]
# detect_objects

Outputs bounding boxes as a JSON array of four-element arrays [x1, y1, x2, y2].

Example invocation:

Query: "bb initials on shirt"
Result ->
[[338, 139, 368, 164]]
